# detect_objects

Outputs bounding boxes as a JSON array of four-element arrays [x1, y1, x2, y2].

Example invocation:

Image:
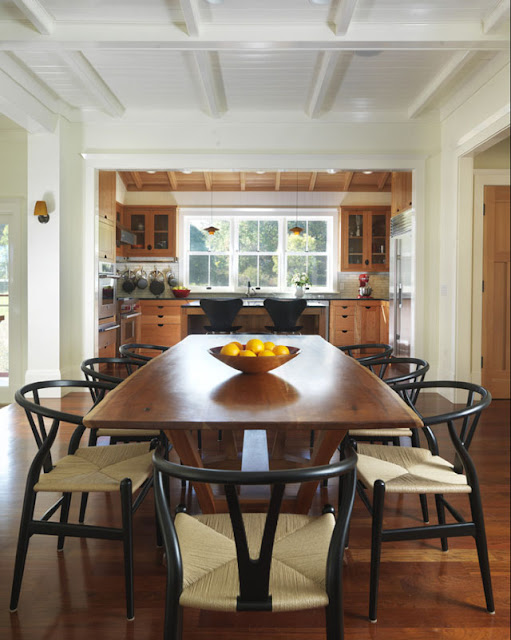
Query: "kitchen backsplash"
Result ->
[[337, 272, 389, 299]]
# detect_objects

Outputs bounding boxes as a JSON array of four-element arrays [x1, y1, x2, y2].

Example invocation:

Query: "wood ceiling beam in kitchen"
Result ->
[[167, 171, 178, 190], [309, 172, 317, 191], [343, 172, 354, 191], [275, 172, 281, 191], [131, 171, 143, 189], [204, 172, 212, 191], [378, 172, 390, 190], [239, 172, 246, 191]]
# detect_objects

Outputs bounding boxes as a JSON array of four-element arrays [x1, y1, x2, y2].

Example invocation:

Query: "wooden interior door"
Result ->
[[482, 185, 510, 398]]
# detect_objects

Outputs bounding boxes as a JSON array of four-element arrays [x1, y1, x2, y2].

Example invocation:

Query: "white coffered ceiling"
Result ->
[[0, 0, 508, 132]]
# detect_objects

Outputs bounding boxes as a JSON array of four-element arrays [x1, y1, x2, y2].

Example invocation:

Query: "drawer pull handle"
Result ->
[[158, 315, 164, 318], [341, 330, 348, 333], [158, 324, 163, 327], [342, 315, 348, 318]]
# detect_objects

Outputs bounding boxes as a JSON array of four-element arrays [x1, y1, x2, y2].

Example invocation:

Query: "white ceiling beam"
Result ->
[[0, 22, 507, 50], [408, 51, 477, 119], [483, 0, 510, 34], [307, 51, 352, 118], [332, 0, 359, 36], [0, 51, 78, 121], [193, 51, 223, 118], [11, 0, 54, 35], [58, 51, 125, 118], [179, 0, 201, 37], [0, 67, 57, 132]]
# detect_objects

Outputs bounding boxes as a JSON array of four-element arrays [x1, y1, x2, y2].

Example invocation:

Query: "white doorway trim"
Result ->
[[0, 198, 25, 404]]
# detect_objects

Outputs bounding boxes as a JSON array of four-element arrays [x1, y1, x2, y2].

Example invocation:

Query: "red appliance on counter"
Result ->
[[358, 273, 373, 299]]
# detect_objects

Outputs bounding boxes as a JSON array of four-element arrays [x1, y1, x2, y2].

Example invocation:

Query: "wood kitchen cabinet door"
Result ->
[[357, 301, 381, 344], [98, 171, 116, 224], [391, 171, 413, 217], [340, 207, 390, 272], [98, 219, 116, 261], [123, 206, 177, 257]]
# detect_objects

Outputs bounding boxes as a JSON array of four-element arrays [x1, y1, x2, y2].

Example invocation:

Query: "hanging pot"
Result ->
[[122, 269, 136, 293], [136, 268, 148, 289], [167, 269, 178, 288], [149, 267, 165, 296]]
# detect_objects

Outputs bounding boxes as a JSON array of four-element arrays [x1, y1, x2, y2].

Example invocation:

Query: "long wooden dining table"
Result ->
[[84, 334, 422, 514]]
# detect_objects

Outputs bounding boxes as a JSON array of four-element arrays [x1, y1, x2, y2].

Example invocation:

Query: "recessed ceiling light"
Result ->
[[309, 0, 330, 5], [363, 171, 374, 175], [354, 50, 382, 57], [255, 170, 266, 174], [326, 169, 337, 174], [204, 0, 224, 4], [146, 170, 157, 174], [181, 170, 193, 174]]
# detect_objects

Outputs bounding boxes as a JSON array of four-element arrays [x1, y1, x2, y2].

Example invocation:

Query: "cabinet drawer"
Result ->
[[331, 301, 357, 315], [140, 300, 183, 312], [98, 341, 116, 359], [332, 330, 356, 346], [98, 327, 117, 350], [334, 316, 355, 331], [141, 325, 181, 347], [141, 313, 180, 326]]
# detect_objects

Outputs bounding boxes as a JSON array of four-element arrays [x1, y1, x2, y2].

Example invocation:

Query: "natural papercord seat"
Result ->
[[152, 443, 358, 640]]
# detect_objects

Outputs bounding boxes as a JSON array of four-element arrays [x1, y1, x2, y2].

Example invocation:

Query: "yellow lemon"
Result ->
[[264, 341, 275, 351], [245, 338, 265, 354], [258, 349, 276, 357], [232, 341, 244, 350], [273, 345, 290, 356], [239, 349, 256, 357], [220, 342, 241, 356]]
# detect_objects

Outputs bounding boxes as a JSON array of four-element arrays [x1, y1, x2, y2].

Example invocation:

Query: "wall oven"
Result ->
[[99, 261, 120, 320], [118, 298, 141, 346]]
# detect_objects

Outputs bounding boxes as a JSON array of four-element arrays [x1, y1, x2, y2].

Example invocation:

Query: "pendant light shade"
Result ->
[[204, 183, 218, 235], [289, 171, 304, 236]]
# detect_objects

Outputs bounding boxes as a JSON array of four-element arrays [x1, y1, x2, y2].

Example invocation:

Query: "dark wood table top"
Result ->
[[84, 334, 421, 432]]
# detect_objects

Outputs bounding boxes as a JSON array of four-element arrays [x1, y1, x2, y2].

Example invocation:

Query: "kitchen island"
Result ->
[[180, 298, 328, 339]]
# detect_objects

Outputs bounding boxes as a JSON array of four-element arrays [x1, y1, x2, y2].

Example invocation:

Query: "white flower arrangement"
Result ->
[[291, 272, 310, 287]]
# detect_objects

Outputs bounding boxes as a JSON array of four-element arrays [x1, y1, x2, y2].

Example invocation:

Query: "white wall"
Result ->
[[474, 136, 510, 169]]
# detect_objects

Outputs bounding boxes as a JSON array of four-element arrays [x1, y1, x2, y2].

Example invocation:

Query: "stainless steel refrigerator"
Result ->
[[389, 210, 415, 357]]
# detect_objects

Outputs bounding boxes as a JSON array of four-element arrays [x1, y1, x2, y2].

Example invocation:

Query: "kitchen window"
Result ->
[[183, 212, 334, 291]]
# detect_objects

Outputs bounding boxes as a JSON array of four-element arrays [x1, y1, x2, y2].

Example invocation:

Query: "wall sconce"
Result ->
[[34, 201, 49, 224]]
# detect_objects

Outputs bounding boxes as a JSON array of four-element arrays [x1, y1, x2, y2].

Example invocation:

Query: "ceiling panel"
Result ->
[[38, 0, 183, 23], [218, 51, 317, 111], [353, 0, 496, 24], [85, 50, 201, 110]]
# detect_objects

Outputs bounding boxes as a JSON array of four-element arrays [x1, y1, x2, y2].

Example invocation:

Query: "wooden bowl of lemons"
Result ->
[[209, 338, 300, 374]]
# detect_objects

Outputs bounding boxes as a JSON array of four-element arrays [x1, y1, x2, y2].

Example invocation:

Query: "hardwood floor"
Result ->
[[0, 395, 509, 639]]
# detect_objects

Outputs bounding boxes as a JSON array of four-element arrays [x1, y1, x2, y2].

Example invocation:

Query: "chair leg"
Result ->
[[369, 480, 385, 623], [120, 479, 135, 621], [9, 489, 37, 612], [310, 430, 315, 449], [325, 601, 343, 640], [78, 492, 89, 523], [57, 492, 72, 551], [434, 494, 448, 551], [197, 430, 202, 450], [419, 494, 429, 523], [469, 491, 495, 613], [163, 602, 183, 640]]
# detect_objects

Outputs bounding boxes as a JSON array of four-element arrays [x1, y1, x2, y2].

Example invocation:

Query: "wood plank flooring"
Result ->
[[0, 395, 509, 640]]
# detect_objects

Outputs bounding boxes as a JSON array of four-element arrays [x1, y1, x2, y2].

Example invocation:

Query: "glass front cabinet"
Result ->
[[122, 206, 177, 257], [340, 207, 390, 272]]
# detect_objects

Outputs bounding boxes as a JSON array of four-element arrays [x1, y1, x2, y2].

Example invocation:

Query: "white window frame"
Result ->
[[181, 208, 336, 293]]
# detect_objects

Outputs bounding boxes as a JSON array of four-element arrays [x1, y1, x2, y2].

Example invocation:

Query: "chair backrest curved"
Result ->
[[199, 298, 243, 332], [263, 298, 307, 332], [119, 343, 169, 363], [152, 443, 357, 616], [392, 380, 491, 472], [15, 379, 115, 473], [338, 343, 393, 364], [81, 357, 144, 399]]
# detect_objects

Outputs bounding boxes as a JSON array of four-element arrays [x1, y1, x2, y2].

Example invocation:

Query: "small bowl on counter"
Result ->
[[172, 288, 191, 299]]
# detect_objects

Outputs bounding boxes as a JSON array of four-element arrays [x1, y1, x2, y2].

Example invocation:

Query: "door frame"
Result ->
[[471, 171, 510, 385], [0, 198, 25, 404]]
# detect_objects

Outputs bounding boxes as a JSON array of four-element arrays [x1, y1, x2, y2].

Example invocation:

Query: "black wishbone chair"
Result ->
[[11, 379, 158, 620], [152, 442, 358, 640], [119, 342, 169, 363], [355, 380, 494, 623], [338, 343, 393, 364]]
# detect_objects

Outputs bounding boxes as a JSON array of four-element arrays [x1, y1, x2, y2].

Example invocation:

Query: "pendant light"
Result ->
[[203, 182, 219, 235], [289, 171, 304, 236]]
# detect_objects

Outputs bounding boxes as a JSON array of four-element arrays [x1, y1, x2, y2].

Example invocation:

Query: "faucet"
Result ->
[[247, 280, 256, 297]]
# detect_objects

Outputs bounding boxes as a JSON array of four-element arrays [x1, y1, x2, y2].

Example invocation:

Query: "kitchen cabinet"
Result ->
[[140, 300, 182, 348], [98, 219, 116, 261], [391, 171, 413, 217], [340, 206, 390, 272], [98, 171, 116, 224], [122, 206, 177, 257], [98, 316, 118, 362], [329, 300, 389, 347]]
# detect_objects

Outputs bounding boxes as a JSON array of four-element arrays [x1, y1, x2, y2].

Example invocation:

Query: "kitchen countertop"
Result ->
[[129, 294, 389, 302]]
